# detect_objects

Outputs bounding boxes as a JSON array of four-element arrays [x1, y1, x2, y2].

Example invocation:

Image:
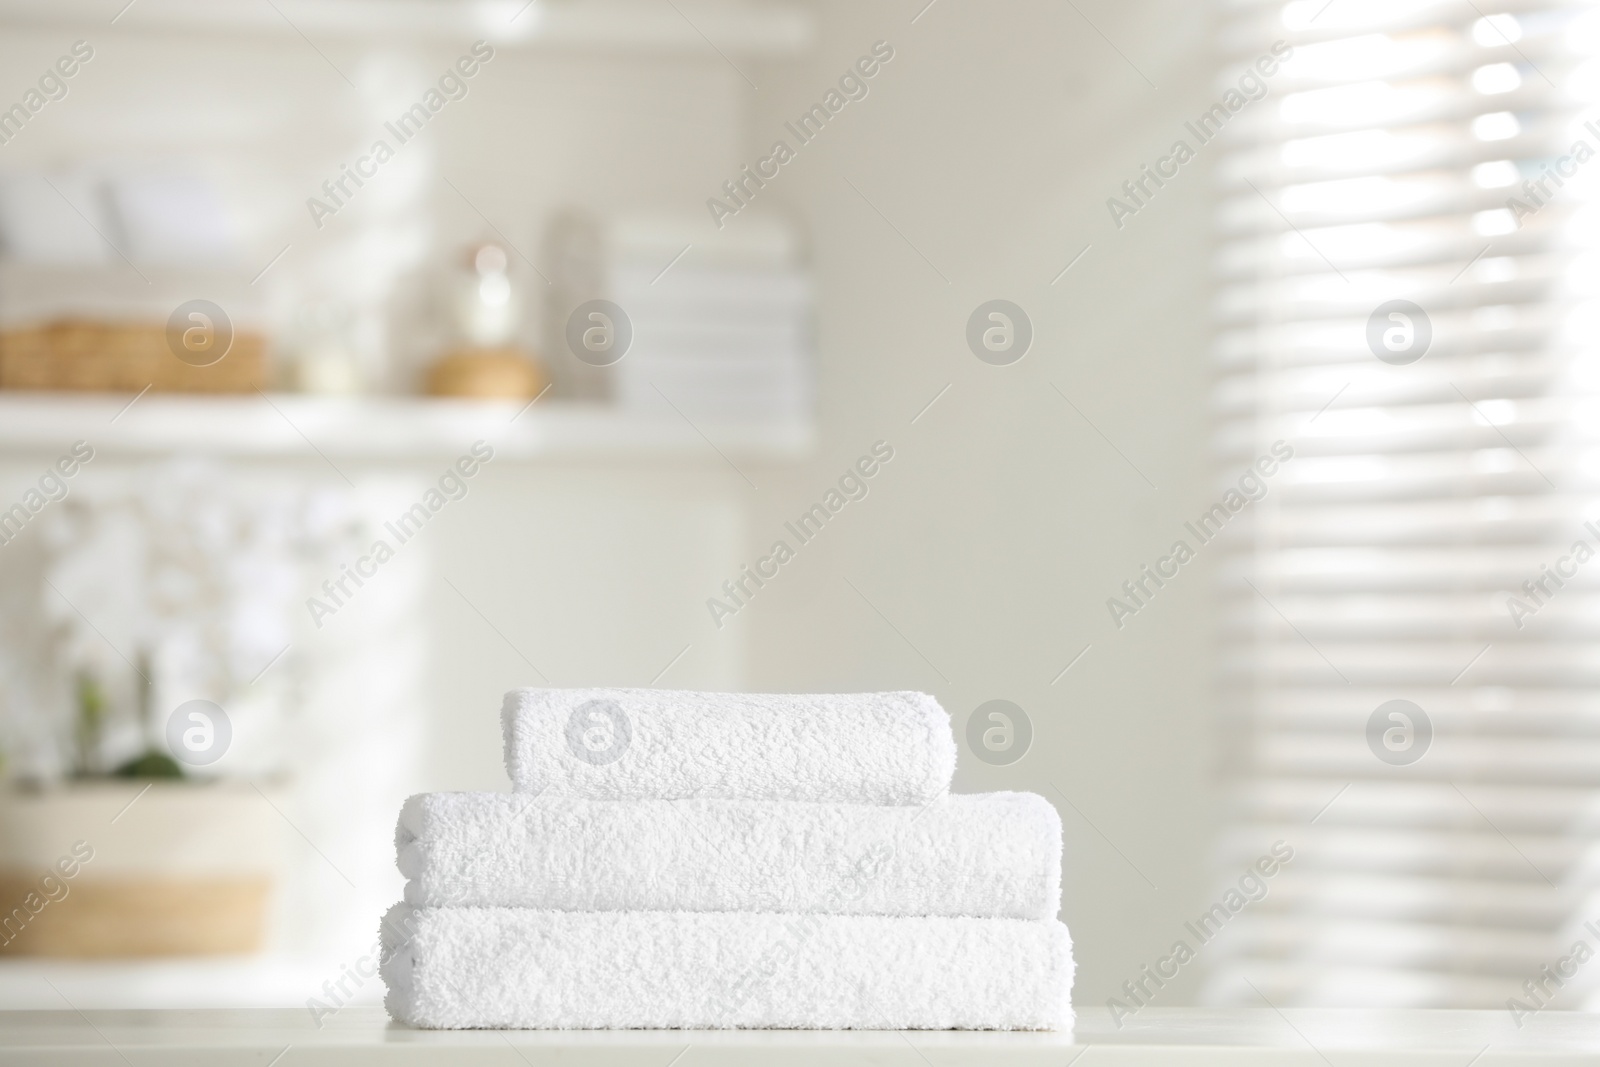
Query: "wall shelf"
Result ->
[[0, 393, 814, 462], [0, 0, 815, 55]]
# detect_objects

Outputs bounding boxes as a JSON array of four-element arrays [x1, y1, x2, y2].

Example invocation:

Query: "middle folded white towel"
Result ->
[[397, 791, 1061, 921]]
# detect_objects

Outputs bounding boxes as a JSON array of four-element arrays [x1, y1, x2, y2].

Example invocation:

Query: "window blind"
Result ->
[[1206, 0, 1600, 1008]]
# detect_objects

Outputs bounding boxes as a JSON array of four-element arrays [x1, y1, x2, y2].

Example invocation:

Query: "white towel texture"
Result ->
[[501, 688, 955, 804], [380, 904, 1074, 1031], [396, 790, 1061, 920], [385, 688, 1072, 1031]]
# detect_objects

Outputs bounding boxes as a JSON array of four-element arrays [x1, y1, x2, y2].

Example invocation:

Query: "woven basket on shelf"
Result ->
[[0, 321, 266, 393]]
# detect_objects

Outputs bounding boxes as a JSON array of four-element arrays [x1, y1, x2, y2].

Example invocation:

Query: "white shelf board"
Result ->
[[4, 1007, 1600, 1065], [0, 955, 360, 1011], [0, 0, 815, 55], [0, 393, 814, 463]]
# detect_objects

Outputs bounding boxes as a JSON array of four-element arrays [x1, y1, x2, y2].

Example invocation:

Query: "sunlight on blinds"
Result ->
[[1207, 0, 1600, 1009]]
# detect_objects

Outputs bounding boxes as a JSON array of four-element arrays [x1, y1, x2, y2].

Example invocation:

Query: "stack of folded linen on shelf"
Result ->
[[606, 258, 811, 421], [381, 688, 1073, 1031], [544, 212, 812, 420]]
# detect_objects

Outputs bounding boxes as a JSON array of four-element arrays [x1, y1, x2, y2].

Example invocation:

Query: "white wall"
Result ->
[[732, 0, 1222, 1005]]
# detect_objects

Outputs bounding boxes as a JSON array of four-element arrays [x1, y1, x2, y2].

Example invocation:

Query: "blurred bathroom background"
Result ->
[[0, 0, 1597, 1020]]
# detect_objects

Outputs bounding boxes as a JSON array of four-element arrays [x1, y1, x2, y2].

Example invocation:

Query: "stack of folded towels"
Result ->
[[381, 688, 1073, 1030]]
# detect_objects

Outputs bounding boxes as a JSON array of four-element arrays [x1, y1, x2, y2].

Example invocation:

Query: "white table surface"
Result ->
[[2, 1007, 1599, 1065]]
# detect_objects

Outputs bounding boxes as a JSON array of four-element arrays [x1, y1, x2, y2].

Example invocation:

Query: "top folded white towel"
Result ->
[[501, 688, 955, 803]]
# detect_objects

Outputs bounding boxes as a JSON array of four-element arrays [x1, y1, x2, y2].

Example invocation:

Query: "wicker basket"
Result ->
[[0, 320, 266, 393], [0, 875, 270, 957]]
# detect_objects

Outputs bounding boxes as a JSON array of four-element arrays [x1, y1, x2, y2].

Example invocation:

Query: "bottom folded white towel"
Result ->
[[380, 904, 1073, 1031]]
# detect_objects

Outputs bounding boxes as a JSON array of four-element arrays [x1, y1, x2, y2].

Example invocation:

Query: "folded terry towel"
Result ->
[[501, 688, 955, 803], [396, 791, 1060, 920], [380, 904, 1073, 1030]]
